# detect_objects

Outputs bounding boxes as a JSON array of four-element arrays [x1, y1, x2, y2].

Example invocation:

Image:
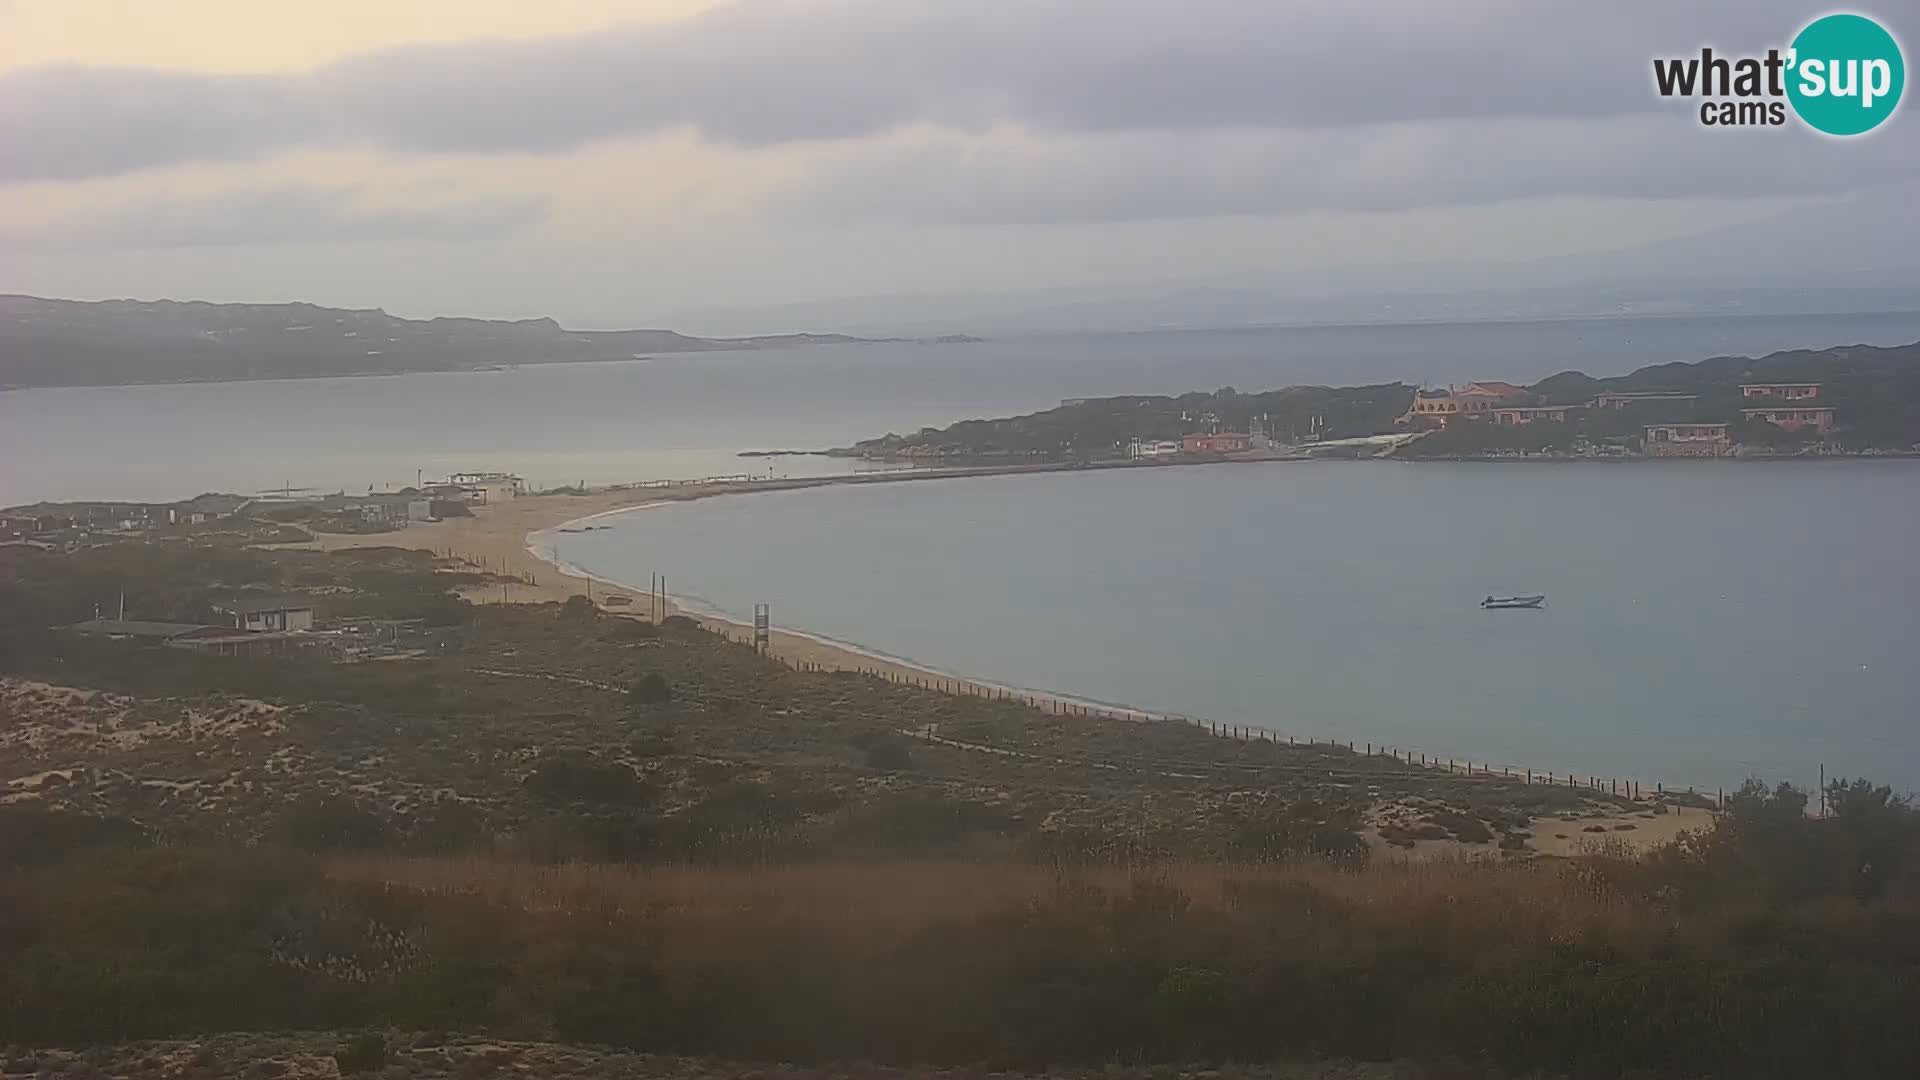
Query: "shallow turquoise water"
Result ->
[[554, 460, 1920, 795]]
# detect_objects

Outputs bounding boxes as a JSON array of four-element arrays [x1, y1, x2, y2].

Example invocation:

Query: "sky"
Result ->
[[1, 0, 1915, 332]]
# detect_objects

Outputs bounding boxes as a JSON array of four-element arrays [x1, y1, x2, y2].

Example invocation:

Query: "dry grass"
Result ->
[[323, 854, 1648, 937]]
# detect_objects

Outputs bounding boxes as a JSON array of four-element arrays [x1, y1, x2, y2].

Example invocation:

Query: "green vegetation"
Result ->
[[1, 786, 1915, 1076], [5, 537, 1919, 1078], [0, 294, 897, 390], [846, 384, 1414, 460], [332, 1032, 389, 1075], [6, 540, 1652, 863], [850, 340, 1920, 460]]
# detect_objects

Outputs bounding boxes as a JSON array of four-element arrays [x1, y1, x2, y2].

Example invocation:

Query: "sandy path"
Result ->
[[1527, 804, 1707, 856]]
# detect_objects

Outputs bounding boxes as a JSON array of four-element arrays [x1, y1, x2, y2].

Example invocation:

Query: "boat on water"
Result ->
[[1482, 594, 1546, 610]]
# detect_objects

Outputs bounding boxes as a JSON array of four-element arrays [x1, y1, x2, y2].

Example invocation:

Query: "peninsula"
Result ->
[[0, 294, 980, 390], [841, 339, 1920, 461]]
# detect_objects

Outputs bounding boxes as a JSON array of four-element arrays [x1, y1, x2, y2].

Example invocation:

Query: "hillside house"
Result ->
[[1591, 392, 1698, 409], [1400, 381, 1531, 427], [65, 619, 307, 658], [215, 595, 316, 633]]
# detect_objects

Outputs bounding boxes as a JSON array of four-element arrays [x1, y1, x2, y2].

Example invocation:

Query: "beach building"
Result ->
[[66, 619, 210, 644], [1181, 432, 1251, 453], [1741, 406, 1834, 432], [1644, 422, 1730, 457], [1740, 382, 1820, 401], [214, 595, 316, 633], [1127, 438, 1184, 459], [63, 619, 304, 658], [172, 628, 306, 658], [449, 472, 524, 503], [1490, 405, 1574, 425]]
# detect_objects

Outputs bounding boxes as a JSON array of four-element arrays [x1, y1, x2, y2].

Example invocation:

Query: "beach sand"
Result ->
[[1527, 804, 1705, 857], [306, 481, 1092, 702], [306, 480, 1713, 856]]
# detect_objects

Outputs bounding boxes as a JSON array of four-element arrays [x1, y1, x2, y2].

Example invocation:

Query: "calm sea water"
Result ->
[[7, 311, 1917, 791], [551, 462, 1920, 795], [6, 311, 1920, 505]]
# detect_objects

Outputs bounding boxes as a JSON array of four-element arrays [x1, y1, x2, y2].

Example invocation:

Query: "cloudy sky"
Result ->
[[1, 0, 1913, 331]]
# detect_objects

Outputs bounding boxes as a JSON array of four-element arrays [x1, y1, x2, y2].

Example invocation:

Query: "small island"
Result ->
[[838, 339, 1920, 463]]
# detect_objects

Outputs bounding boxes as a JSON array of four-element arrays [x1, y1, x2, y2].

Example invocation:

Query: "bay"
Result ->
[[555, 460, 1920, 795]]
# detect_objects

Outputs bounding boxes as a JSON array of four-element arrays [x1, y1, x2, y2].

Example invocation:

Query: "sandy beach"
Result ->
[[303, 473, 1712, 855], [308, 473, 1128, 705]]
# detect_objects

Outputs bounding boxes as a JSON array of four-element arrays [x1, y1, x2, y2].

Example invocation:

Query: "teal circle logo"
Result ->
[[1786, 13, 1905, 135]]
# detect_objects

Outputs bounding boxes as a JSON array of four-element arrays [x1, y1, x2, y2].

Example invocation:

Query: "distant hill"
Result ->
[[0, 295, 976, 390]]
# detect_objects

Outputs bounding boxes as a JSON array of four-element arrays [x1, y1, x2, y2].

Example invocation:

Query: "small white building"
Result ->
[[448, 472, 525, 504], [219, 596, 316, 633], [1127, 438, 1184, 459]]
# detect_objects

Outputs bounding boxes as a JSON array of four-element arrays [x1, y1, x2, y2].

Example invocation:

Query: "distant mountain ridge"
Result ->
[[0, 295, 976, 390]]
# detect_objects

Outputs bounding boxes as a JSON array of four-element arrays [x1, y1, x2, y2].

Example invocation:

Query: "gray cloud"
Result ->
[[778, 116, 1920, 222], [0, 0, 1832, 183], [0, 186, 546, 250]]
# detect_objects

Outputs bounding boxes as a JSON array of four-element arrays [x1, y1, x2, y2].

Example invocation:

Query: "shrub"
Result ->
[[333, 1033, 386, 1075], [864, 736, 915, 771], [1427, 809, 1494, 844], [523, 755, 654, 807], [628, 673, 674, 705], [602, 618, 659, 642], [276, 796, 394, 852], [828, 791, 1014, 852], [1150, 966, 1229, 1055], [0, 807, 147, 868], [630, 726, 679, 758], [411, 800, 492, 855]]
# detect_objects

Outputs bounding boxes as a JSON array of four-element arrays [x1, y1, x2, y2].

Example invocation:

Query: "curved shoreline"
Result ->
[[529, 491, 1172, 724], [314, 464, 1722, 803], [311, 463, 1204, 723]]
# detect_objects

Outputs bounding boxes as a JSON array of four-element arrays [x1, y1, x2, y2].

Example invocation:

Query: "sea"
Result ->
[[7, 310, 1920, 506], [547, 461, 1920, 796], [6, 311, 1919, 793]]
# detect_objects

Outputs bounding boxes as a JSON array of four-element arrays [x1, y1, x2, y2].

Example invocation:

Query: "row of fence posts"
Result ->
[[438, 548, 536, 586], [719, 622, 1721, 807], [574, 595, 1717, 811]]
